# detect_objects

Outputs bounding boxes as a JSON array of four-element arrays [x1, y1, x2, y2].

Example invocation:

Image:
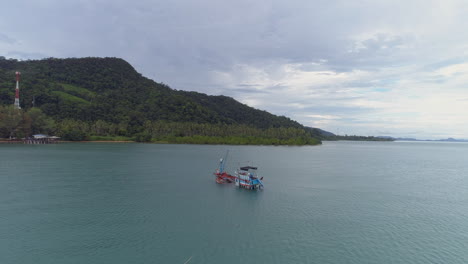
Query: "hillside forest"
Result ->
[[0, 57, 323, 145]]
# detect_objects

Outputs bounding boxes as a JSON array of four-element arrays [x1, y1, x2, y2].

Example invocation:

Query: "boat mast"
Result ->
[[219, 150, 229, 173]]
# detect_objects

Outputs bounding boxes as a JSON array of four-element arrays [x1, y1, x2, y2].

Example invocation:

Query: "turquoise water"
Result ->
[[1, 141, 468, 263]]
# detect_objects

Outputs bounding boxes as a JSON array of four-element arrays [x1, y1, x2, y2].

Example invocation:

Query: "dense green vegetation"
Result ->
[[0, 106, 55, 139], [0, 57, 322, 145]]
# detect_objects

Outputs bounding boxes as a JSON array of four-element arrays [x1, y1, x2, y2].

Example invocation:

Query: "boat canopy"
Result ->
[[240, 166, 257, 171]]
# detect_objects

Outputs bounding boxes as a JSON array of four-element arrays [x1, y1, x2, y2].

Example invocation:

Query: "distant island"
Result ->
[[306, 129, 392, 141], [378, 136, 468, 142]]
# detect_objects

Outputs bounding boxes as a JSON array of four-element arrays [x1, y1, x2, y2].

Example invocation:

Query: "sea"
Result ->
[[1, 141, 467, 264]]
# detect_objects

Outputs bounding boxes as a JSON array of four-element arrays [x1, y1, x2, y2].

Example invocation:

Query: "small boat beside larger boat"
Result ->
[[214, 151, 236, 184]]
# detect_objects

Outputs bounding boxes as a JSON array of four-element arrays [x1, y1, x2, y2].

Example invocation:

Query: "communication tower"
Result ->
[[14, 72, 21, 109]]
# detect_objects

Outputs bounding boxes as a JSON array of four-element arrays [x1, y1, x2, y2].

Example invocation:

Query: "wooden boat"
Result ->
[[234, 166, 264, 190]]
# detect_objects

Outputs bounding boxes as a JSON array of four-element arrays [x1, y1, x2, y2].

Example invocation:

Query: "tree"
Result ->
[[27, 107, 56, 135], [0, 105, 24, 139]]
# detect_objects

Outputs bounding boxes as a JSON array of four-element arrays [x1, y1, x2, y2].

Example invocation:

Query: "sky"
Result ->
[[1, 0, 468, 139]]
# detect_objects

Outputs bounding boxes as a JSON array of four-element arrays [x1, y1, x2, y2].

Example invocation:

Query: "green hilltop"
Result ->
[[0, 57, 322, 145]]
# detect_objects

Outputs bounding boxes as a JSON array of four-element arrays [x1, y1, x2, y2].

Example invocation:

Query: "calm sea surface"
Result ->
[[1, 141, 468, 264]]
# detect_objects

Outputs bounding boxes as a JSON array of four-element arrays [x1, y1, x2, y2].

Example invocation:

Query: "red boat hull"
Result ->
[[214, 172, 235, 184]]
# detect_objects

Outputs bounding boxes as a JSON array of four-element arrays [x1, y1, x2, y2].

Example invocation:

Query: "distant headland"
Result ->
[[378, 136, 468, 142]]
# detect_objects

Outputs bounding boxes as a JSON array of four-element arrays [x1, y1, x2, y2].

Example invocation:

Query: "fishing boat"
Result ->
[[235, 166, 264, 190], [214, 151, 236, 184]]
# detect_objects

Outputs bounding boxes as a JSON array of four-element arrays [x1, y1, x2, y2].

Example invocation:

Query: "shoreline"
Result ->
[[0, 140, 134, 144], [0, 139, 321, 146], [68, 140, 134, 143]]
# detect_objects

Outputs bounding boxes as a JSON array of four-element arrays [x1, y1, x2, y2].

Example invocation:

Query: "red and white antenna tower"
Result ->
[[14, 71, 21, 109]]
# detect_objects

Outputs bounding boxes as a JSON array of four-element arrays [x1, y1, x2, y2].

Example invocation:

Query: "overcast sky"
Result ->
[[2, 0, 468, 139]]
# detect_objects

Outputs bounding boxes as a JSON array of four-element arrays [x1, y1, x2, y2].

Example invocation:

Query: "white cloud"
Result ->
[[210, 55, 468, 138], [435, 63, 468, 79]]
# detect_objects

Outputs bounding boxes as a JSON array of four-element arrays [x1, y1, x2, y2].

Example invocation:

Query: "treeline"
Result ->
[[0, 106, 55, 139], [59, 119, 321, 145], [0, 106, 321, 145], [137, 121, 321, 145]]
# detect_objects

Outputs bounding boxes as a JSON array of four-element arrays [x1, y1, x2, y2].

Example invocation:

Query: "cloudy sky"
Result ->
[[2, 0, 468, 139]]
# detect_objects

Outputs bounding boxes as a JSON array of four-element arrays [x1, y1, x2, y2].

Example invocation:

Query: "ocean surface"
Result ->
[[1, 141, 467, 264]]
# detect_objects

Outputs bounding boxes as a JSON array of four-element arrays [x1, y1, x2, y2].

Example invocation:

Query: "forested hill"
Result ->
[[0, 57, 321, 144]]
